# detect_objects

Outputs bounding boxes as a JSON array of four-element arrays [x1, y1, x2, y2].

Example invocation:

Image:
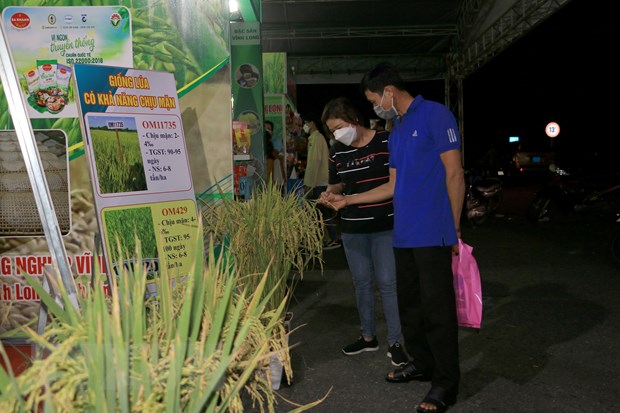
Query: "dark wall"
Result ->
[[297, 80, 445, 128], [296, 0, 620, 175], [463, 0, 620, 170]]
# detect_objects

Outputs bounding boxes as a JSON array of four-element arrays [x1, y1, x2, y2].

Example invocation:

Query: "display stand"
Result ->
[[0, 7, 78, 310], [1, 2, 234, 382], [0, 16, 79, 375]]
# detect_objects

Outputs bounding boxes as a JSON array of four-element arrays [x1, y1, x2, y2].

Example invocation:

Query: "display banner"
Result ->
[[263, 52, 286, 95], [264, 95, 285, 154], [0, 0, 231, 342], [263, 52, 296, 107], [1, 6, 133, 120], [73, 64, 203, 291], [231, 21, 264, 179], [263, 94, 287, 184]]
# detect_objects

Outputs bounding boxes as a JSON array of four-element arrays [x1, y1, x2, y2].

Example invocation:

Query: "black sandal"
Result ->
[[416, 386, 456, 413], [385, 361, 432, 383]]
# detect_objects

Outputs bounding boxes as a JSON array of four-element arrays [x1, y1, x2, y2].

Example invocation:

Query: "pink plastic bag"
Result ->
[[452, 239, 483, 329]]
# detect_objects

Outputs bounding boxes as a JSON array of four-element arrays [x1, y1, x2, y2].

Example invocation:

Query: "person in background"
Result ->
[[323, 63, 465, 413], [264, 120, 286, 183], [319, 96, 407, 367], [369, 118, 386, 131], [302, 112, 340, 249]]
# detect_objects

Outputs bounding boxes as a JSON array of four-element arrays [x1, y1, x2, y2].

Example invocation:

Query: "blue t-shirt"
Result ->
[[388, 95, 461, 248]]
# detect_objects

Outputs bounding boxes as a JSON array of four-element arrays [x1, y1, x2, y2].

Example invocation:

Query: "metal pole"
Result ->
[[0, 28, 79, 311]]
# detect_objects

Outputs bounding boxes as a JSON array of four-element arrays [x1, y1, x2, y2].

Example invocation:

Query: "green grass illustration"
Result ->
[[90, 129, 147, 193], [104, 206, 158, 272]]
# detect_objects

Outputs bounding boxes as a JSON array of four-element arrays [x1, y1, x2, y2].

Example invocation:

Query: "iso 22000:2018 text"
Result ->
[[66, 57, 103, 64]]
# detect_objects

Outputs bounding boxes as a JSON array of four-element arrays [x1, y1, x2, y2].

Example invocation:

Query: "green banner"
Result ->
[[231, 21, 265, 177]]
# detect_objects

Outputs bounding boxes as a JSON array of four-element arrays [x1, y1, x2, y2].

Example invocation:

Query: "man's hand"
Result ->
[[452, 228, 461, 255]]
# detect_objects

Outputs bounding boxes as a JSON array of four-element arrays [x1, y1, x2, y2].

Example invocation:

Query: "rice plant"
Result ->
[[0, 233, 325, 412], [200, 180, 324, 315]]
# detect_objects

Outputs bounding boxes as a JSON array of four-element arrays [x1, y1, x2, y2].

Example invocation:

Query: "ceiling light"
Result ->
[[229, 0, 243, 22]]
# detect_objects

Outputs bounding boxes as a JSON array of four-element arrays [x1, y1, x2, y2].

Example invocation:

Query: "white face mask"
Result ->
[[373, 90, 398, 120], [302, 123, 310, 134], [333, 125, 357, 146]]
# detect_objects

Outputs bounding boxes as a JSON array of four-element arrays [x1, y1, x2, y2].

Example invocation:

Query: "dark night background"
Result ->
[[296, 0, 619, 174]]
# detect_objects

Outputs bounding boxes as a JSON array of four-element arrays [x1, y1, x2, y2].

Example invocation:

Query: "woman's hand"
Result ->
[[318, 191, 342, 210], [319, 192, 347, 210], [317, 191, 333, 207]]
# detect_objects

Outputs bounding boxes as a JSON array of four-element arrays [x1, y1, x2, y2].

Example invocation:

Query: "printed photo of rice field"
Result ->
[[102, 206, 158, 279], [87, 115, 147, 194]]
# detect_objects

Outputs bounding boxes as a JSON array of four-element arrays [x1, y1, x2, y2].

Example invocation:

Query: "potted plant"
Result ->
[[200, 180, 324, 389], [201, 180, 324, 310], [0, 236, 325, 412]]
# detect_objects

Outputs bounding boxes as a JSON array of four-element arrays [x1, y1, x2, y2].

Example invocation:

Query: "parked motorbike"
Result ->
[[464, 169, 503, 226], [527, 164, 620, 222]]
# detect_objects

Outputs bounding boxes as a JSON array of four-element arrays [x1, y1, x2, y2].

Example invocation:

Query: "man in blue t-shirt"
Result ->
[[324, 63, 465, 413]]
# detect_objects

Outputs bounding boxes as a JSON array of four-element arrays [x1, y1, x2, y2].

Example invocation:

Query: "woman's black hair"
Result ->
[[321, 97, 364, 129]]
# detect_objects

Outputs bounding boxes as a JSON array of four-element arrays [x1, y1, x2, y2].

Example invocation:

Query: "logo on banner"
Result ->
[[10, 12, 30, 29], [110, 12, 121, 27]]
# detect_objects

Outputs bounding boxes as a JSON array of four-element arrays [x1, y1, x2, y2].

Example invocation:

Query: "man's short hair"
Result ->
[[360, 62, 407, 95]]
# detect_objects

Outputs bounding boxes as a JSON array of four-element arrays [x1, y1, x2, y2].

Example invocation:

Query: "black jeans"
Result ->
[[393, 246, 460, 397]]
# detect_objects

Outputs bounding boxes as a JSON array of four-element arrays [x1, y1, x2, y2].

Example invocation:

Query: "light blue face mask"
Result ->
[[373, 90, 398, 120]]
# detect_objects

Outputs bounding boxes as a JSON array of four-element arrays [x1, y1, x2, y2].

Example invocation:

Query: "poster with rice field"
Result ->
[[263, 52, 297, 107], [0, 0, 231, 341], [0, 5, 133, 119], [263, 52, 286, 95], [73, 64, 203, 290]]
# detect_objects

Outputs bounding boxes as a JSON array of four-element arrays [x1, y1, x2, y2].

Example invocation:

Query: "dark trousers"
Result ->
[[394, 246, 460, 397]]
